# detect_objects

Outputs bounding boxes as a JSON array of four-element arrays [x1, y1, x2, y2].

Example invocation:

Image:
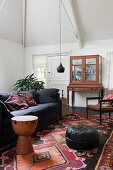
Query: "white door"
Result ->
[[47, 55, 69, 97]]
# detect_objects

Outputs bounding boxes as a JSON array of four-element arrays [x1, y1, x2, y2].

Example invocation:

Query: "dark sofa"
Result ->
[[0, 88, 60, 148]]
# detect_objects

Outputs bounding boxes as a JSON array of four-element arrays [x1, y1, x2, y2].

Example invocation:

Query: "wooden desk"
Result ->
[[67, 84, 103, 106]]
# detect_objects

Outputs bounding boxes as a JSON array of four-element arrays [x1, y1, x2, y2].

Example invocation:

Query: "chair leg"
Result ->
[[86, 99, 88, 119], [100, 102, 102, 124], [100, 110, 102, 124], [109, 112, 111, 118], [86, 107, 88, 119]]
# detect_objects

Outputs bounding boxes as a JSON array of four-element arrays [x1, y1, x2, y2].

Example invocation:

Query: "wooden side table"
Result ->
[[11, 115, 38, 155], [67, 84, 103, 106], [60, 98, 67, 118]]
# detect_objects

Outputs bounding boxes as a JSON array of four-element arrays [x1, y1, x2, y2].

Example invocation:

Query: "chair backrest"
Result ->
[[106, 90, 113, 95]]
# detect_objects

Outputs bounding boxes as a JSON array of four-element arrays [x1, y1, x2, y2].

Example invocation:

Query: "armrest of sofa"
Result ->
[[39, 88, 60, 104], [0, 100, 13, 134]]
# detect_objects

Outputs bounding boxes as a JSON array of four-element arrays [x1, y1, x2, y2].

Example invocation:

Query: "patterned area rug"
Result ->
[[0, 112, 113, 170]]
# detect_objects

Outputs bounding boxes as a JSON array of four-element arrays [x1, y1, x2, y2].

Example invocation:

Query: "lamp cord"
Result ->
[[59, 0, 61, 63]]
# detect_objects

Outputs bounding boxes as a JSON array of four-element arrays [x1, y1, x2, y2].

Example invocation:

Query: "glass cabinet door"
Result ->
[[72, 59, 82, 81], [85, 58, 96, 81], [70, 55, 101, 85]]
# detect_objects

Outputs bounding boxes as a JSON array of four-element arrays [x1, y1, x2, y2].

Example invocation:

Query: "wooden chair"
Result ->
[[86, 90, 113, 124]]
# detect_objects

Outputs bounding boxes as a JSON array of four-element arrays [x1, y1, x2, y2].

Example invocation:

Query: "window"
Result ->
[[36, 67, 46, 83], [33, 56, 46, 85]]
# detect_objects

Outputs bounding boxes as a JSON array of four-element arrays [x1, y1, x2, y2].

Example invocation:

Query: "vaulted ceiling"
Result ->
[[26, 0, 76, 46], [0, 0, 113, 47], [74, 0, 113, 42], [0, 0, 23, 44]]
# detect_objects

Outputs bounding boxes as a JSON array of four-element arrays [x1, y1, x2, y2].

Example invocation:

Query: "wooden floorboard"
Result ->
[[67, 106, 113, 115]]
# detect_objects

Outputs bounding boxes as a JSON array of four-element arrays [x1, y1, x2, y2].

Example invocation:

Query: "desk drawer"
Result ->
[[71, 87, 99, 91]]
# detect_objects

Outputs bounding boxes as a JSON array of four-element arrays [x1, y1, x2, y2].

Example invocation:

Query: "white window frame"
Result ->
[[32, 55, 47, 87]]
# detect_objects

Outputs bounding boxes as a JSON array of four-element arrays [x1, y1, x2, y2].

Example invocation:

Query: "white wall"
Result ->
[[25, 39, 113, 107], [0, 38, 24, 92]]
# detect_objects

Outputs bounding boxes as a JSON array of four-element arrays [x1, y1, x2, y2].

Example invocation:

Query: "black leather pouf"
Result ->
[[66, 125, 99, 150]]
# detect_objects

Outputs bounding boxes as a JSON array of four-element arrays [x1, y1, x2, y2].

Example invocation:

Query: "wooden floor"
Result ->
[[67, 106, 113, 115], [67, 106, 93, 113]]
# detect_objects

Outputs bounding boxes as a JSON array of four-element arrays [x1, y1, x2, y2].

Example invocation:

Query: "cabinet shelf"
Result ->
[[86, 73, 96, 74], [86, 64, 96, 65], [72, 64, 82, 66], [72, 73, 82, 75]]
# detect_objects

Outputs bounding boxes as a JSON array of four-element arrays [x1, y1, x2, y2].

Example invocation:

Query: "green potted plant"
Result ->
[[13, 73, 45, 91]]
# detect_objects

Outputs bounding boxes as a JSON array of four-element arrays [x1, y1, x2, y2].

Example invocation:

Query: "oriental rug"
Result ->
[[0, 112, 113, 170]]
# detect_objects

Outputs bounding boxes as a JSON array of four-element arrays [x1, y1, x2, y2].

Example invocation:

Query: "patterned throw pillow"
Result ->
[[17, 91, 37, 107], [4, 93, 29, 111]]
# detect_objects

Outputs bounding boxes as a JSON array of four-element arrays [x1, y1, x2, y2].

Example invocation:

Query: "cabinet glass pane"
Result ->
[[72, 59, 82, 81], [86, 58, 96, 81], [86, 58, 96, 64], [86, 74, 96, 81], [72, 59, 82, 65]]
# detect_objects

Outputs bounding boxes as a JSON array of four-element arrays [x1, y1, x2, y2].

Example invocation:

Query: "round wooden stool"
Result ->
[[11, 115, 38, 155]]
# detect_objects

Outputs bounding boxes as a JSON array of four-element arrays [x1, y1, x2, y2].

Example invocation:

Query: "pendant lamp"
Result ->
[[57, 0, 65, 73]]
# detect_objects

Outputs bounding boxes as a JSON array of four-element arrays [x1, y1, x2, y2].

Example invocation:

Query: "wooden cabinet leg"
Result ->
[[98, 89, 100, 104], [67, 90, 69, 105], [72, 91, 74, 106]]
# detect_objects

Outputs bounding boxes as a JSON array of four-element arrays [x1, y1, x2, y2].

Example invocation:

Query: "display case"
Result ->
[[70, 55, 102, 85]]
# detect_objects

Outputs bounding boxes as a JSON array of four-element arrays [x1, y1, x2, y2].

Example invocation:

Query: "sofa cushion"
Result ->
[[34, 92, 39, 104], [10, 103, 58, 117], [39, 88, 59, 103], [5, 93, 29, 111], [17, 91, 37, 107], [11, 104, 48, 116], [41, 103, 59, 109], [0, 93, 11, 102]]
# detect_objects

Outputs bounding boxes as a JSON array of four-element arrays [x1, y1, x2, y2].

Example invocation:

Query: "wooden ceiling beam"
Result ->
[[69, 0, 82, 48], [0, 0, 6, 11], [22, 0, 26, 47]]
